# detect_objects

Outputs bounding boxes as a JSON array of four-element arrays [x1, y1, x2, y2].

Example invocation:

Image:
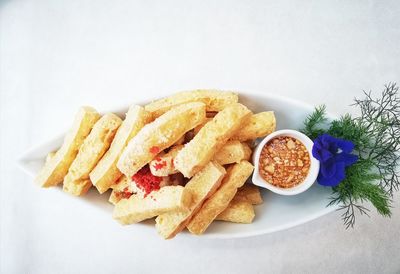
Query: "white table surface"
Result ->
[[1, 0, 399, 273]]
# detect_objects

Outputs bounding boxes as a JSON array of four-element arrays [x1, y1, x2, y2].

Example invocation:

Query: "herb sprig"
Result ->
[[301, 83, 399, 228]]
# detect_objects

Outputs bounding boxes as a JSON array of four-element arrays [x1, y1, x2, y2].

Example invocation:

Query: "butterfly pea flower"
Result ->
[[312, 134, 358, 187]]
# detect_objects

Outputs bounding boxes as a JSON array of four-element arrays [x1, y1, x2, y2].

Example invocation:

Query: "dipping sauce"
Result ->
[[259, 136, 310, 188]]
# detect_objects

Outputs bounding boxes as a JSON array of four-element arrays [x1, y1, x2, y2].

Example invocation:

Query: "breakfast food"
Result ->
[[233, 111, 276, 142], [117, 102, 206, 178], [174, 103, 252, 178], [35, 107, 100, 187], [35, 90, 278, 239], [63, 113, 122, 196], [155, 162, 226, 239], [187, 161, 254, 235], [144, 90, 238, 118], [113, 185, 192, 224], [259, 136, 310, 188], [90, 105, 152, 193]]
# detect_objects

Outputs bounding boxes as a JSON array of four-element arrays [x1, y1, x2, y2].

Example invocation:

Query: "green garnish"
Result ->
[[301, 83, 399, 228]]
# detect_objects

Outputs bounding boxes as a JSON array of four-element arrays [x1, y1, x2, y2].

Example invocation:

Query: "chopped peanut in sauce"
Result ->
[[259, 136, 310, 188]]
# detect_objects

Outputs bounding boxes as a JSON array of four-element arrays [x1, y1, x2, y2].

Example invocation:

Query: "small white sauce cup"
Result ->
[[252, 129, 320, 195]]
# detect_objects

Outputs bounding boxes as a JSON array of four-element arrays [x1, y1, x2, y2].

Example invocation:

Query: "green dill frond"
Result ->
[[301, 105, 328, 139], [301, 83, 399, 228], [328, 114, 370, 153], [328, 159, 391, 228], [353, 83, 400, 196]]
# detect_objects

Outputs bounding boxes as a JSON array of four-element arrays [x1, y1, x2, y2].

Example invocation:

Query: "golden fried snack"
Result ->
[[235, 184, 263, 205], [117, 102, 206, 178], [155, 162, 226, 239], [109, 175, 131, 205], [233, 111, 276, 142], [90, 105, 152, 193], [150, 141, 251, 176], [193, 118, 212, 135], [187, 161, 254, 234], [174, 103, 252, 178], [215, 200, 255, 224], [63, 113, 122, 196], [113, 186, 192, 224], [149, 145, 184, 177], [35, 107, 100, 187], [144, 90, 238, 118], [213, 140, 252, 165], [109, 172, 184, 205]]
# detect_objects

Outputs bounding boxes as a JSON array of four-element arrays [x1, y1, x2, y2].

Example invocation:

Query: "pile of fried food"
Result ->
[[35, 90, 276, 239]]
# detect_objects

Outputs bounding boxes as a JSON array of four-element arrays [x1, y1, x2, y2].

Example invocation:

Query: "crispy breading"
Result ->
[[90, 105, 152, 193], [235, 184, 263, 205], [155, 162, 226, 239], [216, 200, 255, 224], [117, 102, 206, 178], [187, 161, 254, 234], [63, 113, 122, 196], [113, 186, 192, 224], [233, 111, 276, 141], [193, 118, 212, 135], [212, 140, 252, 165], [35, 107, 100, 187], [150, 140, 252, 177], [144, 90, 238, 118], [149, 145, 184, 177], [174, 103, 252, 177], [109, 175, 131, 205]]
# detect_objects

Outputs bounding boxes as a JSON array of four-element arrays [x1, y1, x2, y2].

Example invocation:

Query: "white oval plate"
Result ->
[[18, 92, 338, 239]]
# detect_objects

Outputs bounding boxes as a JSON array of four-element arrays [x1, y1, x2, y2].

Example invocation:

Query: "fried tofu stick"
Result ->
[[215, 200, 255, 224], [235, 184, 263, 205], [63, 113, 122, 196], [233, 111, 276, 141], [174, 103, 252, 178], [149, 145, 184, 177], [155, 162, 226, 239], [213, 140, 252, 165], [144, 90, 238, 118], [35, 107, 100, 187], [187, 161, 254, 234], [117, 102, 206, 178], [149, 141, 251, 176], [90, 105, 152, 193], [113, 186, 192, 224]]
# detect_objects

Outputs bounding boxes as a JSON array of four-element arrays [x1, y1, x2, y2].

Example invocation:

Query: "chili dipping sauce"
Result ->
[[259, 136, 310, 188]]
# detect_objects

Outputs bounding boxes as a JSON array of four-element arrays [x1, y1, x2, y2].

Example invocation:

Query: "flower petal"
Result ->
[[320, 159, 336, 178], [336, 153, 358, 167], [336, 139, 355, 153], [332, 161, 346, 184], [321, 134, 339, 153], [317, 173, 340, 187], [312, 145, 333, 162]]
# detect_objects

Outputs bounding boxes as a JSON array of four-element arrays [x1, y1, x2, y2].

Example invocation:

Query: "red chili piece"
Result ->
[[149, 146, 160, 154], [132, 165, 162, 196]]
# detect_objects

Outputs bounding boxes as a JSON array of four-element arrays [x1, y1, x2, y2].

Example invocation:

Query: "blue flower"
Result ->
[[312, 134, 358, 187]]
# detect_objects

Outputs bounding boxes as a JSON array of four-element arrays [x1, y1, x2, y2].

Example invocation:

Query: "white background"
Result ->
[[1, 0, 400, 273]]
